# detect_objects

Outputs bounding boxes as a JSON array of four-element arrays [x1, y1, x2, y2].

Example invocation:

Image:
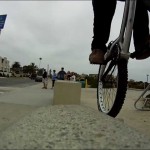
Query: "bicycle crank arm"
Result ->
[[120, 51, 130, 60]]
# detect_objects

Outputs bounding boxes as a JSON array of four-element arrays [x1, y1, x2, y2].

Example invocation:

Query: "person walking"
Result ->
[[57, 67, 66, 80], [42, 69, 48, 89], [51, 70, 57, 89], [70, 73, 76, 81], [66, 71, 71, 80]]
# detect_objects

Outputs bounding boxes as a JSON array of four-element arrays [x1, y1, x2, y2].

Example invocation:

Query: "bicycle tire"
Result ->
[[97, 59, 128, 117]]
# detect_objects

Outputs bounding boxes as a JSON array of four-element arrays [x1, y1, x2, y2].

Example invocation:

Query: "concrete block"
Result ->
[[53, 80, 81, 105]]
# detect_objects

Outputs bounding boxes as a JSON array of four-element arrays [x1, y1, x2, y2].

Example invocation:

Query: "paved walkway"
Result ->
[[0, 81, 150, 149], [0, 83, 53, 106]]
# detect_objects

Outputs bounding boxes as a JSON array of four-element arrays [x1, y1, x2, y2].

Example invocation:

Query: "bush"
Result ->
[[86, 76, 98, 88]]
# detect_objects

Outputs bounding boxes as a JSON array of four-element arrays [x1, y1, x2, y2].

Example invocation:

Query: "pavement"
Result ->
[[0, 84, 53, 106], [0, 81, 150, 149]]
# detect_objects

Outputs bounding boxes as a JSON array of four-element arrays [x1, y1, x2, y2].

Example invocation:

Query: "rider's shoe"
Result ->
[[130, 48, 150, 60], [130, 37, 150, 60], [89, 49, 105, 64]]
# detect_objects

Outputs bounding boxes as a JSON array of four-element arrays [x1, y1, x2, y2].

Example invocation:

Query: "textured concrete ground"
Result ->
[[0, 82, 150, 149], [0, 105, 150, 149], [81, 88, 150, 137]]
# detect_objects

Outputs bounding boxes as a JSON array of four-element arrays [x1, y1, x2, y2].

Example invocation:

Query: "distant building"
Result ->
[[0, 56, 10, 75]]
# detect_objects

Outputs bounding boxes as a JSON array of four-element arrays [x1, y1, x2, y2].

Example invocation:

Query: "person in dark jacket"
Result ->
[[42, 70, 48, 89], [89, 0, 150, 64], [57, 67, 66, 80]]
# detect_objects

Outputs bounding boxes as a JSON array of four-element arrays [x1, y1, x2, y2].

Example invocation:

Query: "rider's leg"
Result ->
[[89, 0, 117, 64], [131, 0, 150, 59], [143, 0, 150, 11]]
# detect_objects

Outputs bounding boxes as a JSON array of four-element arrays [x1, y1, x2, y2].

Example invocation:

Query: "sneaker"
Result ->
[[130, 37, 150, 60], [130, 48, 150, 60], [89, 49, 105, 64]]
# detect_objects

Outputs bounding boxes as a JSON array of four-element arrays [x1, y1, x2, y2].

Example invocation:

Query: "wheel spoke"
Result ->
[[97, 59, 127, 117]]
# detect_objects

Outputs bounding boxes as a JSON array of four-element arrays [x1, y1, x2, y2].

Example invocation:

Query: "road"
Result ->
[[0, 77, 39, 88]]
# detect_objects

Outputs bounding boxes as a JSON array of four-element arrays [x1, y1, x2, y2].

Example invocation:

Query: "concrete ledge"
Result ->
[[53, 80, 81, 105], [0, 105, 150, 149]]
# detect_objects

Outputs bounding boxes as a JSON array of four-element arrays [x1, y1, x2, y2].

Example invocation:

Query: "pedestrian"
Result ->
[[89, 0, 150, 64], [70, 73, 76, 81], [66, 71, 71, 80], [57, 67, 66, 80], [42, 69, 48, 89], [51, 70, 57, 89]]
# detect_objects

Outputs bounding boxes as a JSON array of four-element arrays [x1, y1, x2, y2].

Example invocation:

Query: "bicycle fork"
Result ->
[[100, 0, 137, 79], [108, 0, 136, 60]]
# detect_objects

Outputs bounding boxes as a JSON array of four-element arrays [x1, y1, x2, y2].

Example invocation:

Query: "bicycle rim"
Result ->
[[97, 59, 128, 117]]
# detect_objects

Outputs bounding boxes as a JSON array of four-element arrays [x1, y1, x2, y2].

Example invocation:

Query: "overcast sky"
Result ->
[[0, 1, 150, 82]]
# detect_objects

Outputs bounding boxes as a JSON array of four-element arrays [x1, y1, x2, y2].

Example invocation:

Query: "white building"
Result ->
[[0, 56, 10, 75]]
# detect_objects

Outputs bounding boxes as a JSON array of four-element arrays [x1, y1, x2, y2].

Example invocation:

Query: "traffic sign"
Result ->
[[0, 14, 7, 29]]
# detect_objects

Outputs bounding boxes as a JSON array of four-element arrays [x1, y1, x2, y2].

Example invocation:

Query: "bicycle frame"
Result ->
[[106, 0, 137, 60], [100, 0, 137, 78], [134, 84, 150, 110], [97, 0, 150, 116]]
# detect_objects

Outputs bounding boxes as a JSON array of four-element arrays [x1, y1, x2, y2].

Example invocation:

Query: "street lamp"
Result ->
[[39, 57, 42, 69], [147, 74, 149, 83], [144, 74, 149, 89]]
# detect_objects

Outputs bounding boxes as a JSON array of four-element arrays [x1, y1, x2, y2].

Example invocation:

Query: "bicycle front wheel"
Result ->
[[97, 59, 128, 117]]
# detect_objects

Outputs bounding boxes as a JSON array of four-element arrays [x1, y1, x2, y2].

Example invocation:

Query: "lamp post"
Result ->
[[144, 74, 149, 89], [147, 74, 149, 83], [47, 64, 49, 76], [39, 57, 42, 69]]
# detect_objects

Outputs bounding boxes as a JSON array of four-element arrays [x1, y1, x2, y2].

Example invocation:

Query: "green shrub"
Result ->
[[86, 76, 98, 88]]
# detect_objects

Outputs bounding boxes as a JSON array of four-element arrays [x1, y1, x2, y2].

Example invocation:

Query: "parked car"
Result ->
[[35, 75, 42, 82]]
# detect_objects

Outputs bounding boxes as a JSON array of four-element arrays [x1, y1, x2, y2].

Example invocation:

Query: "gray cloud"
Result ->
[[0, 1, 150, 81]]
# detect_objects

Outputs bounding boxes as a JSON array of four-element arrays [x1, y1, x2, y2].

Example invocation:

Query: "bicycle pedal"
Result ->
[[130, 52, 136, 59]]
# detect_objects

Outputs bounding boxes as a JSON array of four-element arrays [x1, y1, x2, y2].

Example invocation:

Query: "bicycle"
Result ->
[[134, 84, 150, 111], [97, 0, 137, 117]]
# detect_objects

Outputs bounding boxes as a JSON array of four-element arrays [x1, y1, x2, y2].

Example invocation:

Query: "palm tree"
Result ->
[[23, 65, 28, 74], [29, 63, 37, 74], [11, 62, 21, 73], [12, 61, 21, 69], [22, 63, 37, 74]]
